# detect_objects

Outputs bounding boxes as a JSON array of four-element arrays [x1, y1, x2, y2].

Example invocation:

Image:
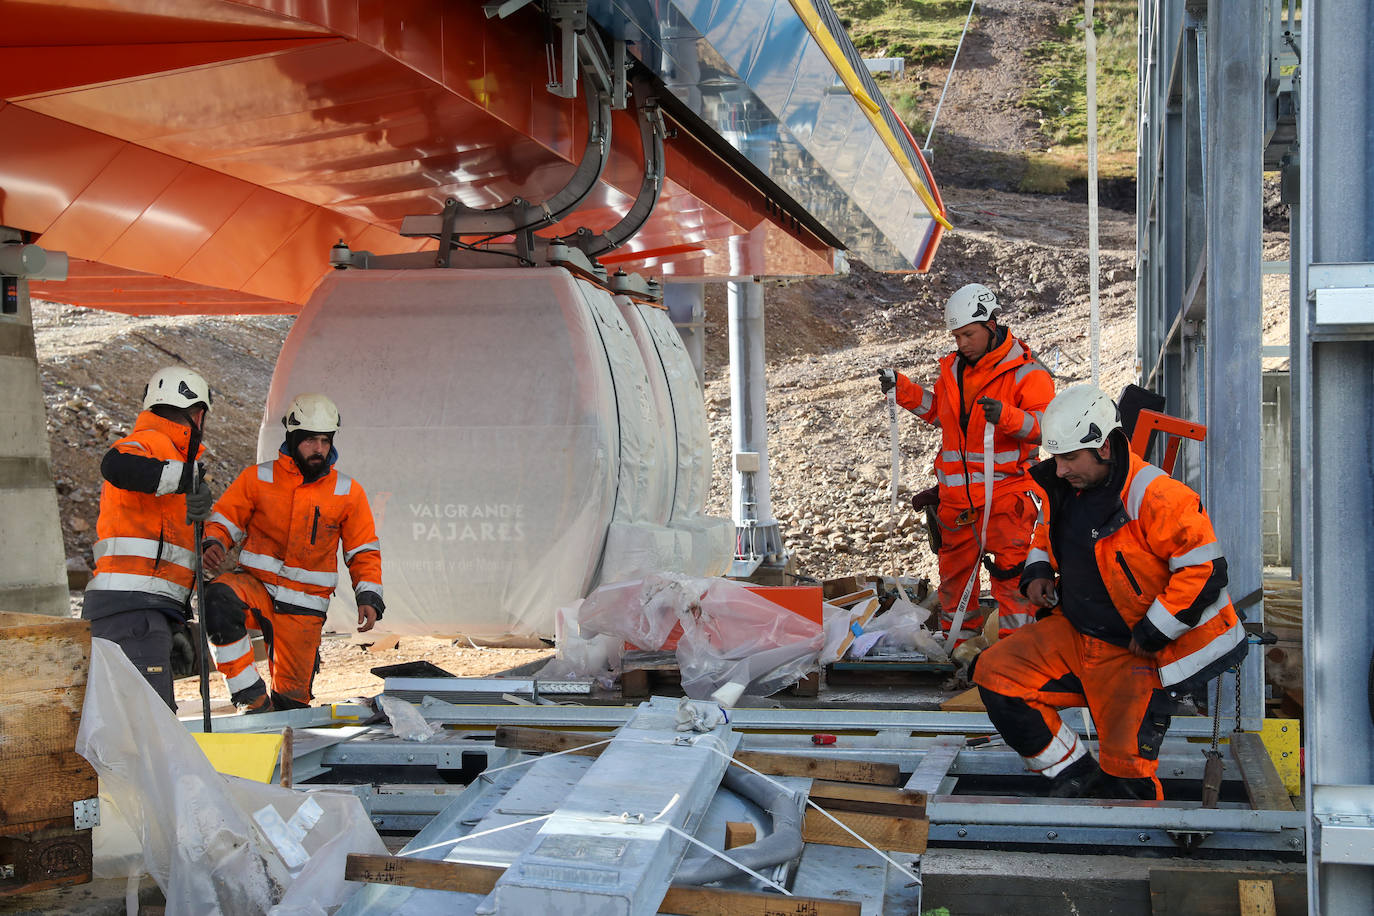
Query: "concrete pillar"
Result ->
[[0, 228, 70, 615], [726, 275, 783, 573], [664, 282, 705, 389]]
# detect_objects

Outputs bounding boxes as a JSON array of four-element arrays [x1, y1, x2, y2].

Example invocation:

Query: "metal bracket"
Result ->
[[73, 797, 100, 830], [1165, 828, 1212, 851]]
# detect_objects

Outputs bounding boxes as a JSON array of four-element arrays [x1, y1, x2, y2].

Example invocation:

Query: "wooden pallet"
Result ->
[[620, 662, 819, 699], [0, 612, 97, 897]]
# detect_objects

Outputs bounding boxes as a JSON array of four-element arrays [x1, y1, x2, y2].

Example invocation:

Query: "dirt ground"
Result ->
[[37, 0, 1290, 709]]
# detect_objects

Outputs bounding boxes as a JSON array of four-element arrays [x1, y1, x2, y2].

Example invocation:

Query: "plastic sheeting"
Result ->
[[76, 638, 386, 916], [577, 574, 824, 702], [259, 269, 732, 638]]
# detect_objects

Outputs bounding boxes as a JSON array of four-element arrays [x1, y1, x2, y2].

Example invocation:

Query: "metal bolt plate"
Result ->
[[73, 797, 100, 830]]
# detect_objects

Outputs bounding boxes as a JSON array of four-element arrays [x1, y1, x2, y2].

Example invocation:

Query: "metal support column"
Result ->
[[664, 282, 706, 389], [1204, 0, 1265, 730], [726, 272, 783, 576], [1300, 0, 1374, 909]]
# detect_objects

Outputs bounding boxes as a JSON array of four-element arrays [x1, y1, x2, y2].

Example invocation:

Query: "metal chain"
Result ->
[[1210, 676, 1223, 751], [1234, 660, 1244, 733]]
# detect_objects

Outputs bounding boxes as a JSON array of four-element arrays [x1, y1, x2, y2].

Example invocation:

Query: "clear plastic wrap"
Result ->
[[76, 638, 386, 915], [578, 574, 824, 702], [537, 598, 625, 688]]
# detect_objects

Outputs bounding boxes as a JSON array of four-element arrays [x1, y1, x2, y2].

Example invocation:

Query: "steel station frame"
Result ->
[[1138, 0, 1374, 909]]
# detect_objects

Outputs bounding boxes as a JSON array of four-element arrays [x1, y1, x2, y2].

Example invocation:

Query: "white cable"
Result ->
[[924, 0, 979, 153], [1085, 0, 1102, 386], [661, 823, 792, 895], [476, 736, 616, 781], [887, 389, 901, 524], [685, 735, 923, 886], [400, 812, 554, 857], [948, 422, 995, 643]]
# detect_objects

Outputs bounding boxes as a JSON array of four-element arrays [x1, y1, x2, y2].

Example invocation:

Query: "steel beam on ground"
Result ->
[[1299, 1, 1374, 910]]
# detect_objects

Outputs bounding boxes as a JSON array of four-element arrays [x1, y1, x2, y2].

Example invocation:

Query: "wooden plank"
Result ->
[[0, 685, 84, 762], [734, 750, 901, 787], [940, 686, 985, 712], [494, 727, 903, 786], [1, 628, 90, 695], [343, 854, 861, 915], [1229, 733, 1295, 811], [1238, 879, 1277, 916], [0, 751, 97, 829], [802, 809, 929, 853], [724, 821, 756, 849], [808, 780, 927, 818], [902, 736, 964, 797], [1149, 868, 1305, 916]]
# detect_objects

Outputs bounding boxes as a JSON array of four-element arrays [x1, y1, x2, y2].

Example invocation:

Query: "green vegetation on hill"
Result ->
[[833, 0, 1138, 185], [1025, 1, 1138, 155], [834, 0, 975, 65]]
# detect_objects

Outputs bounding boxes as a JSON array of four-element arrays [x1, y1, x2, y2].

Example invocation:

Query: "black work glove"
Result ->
[[358, 591, 386, 621], [184, 482, 214, 524], [170, 619, 198, 679], [878, 368, 897, 394]]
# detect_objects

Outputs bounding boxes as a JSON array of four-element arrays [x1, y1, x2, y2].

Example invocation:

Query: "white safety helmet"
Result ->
[[143, 366, 211, 411], [945, 283, 1000, 331], [282, 393, 341, 434], [1042, 384, 1121, 454]]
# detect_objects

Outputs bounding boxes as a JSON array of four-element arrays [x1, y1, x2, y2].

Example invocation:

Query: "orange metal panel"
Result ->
[[102, 168, 255, 276], [234, 1, 361, 38], [0, 39, 334, 100], [3, 0, 331, 45], [178, 187, 317, 291], [0, 104, 124, 234], [241, 207, 360, 304], [372, 0, 444, 85], [37, 145, 188, 260], [31, 259, 293, 315]]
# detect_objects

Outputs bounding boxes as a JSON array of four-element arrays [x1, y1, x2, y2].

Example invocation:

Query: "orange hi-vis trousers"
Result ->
[[936, 488, 1038, 642], [205, 570, 325, 709], [973, 613, 1172, 799]]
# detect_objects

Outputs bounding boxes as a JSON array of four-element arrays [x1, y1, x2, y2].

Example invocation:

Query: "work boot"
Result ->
[[1093, 773, 1161, 801], [232, 682, 274, 715], [1047, 755, 1105, 798]]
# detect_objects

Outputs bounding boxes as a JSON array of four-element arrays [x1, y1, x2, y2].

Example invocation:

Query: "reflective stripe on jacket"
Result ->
[[87, 411, 202, 607], [205, 452, 382, 615], [894, 330, 1054, 511], [1024, 448, 1244, 688]]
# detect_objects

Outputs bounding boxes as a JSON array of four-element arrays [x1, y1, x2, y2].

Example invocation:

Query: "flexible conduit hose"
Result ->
[[673, 768, 806, 886]]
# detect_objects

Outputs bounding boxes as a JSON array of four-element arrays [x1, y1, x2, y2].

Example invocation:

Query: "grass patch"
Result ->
[[1018, 149, 1135, 193], [833, 0, 974, 66], [1024, 2, 1138, 156]]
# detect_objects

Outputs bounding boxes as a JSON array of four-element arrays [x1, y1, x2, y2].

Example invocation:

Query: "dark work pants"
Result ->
[[90, 609, 175, 711]]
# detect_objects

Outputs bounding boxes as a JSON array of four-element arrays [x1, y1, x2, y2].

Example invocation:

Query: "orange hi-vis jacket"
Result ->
[[894, 330, 1055, 511], [1024, 448, 1246, 689], [205, 451, 382, 616], [87, 410, 204, 611]]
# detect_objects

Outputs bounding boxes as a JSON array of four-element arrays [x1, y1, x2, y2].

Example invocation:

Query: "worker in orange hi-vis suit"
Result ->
[[201, 393, 383, 713], [973, 385, 1247, 801], [878, 283, 1055, 647]]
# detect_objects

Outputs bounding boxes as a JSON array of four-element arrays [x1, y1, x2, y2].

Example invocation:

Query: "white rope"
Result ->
[[948, 421, 995, 643], [887, 389, 901, 523], [476, 736, 616, 780], [1085, 0, 1102, 386], [401, 812, 553, 857], [684, 735, 923, 886], [923, 0, 979, 153], [661, 823, 792, 895]]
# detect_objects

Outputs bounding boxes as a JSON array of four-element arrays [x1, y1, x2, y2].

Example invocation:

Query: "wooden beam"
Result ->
[[1238, 879, 1277, 916], [724, 821, 756, 849], [494, 726, 903, 785], [801, 809, 929, 854], [808, 780, 927, 817], [1229, 733, 1294, 811], [343, 854, 861, 915]]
